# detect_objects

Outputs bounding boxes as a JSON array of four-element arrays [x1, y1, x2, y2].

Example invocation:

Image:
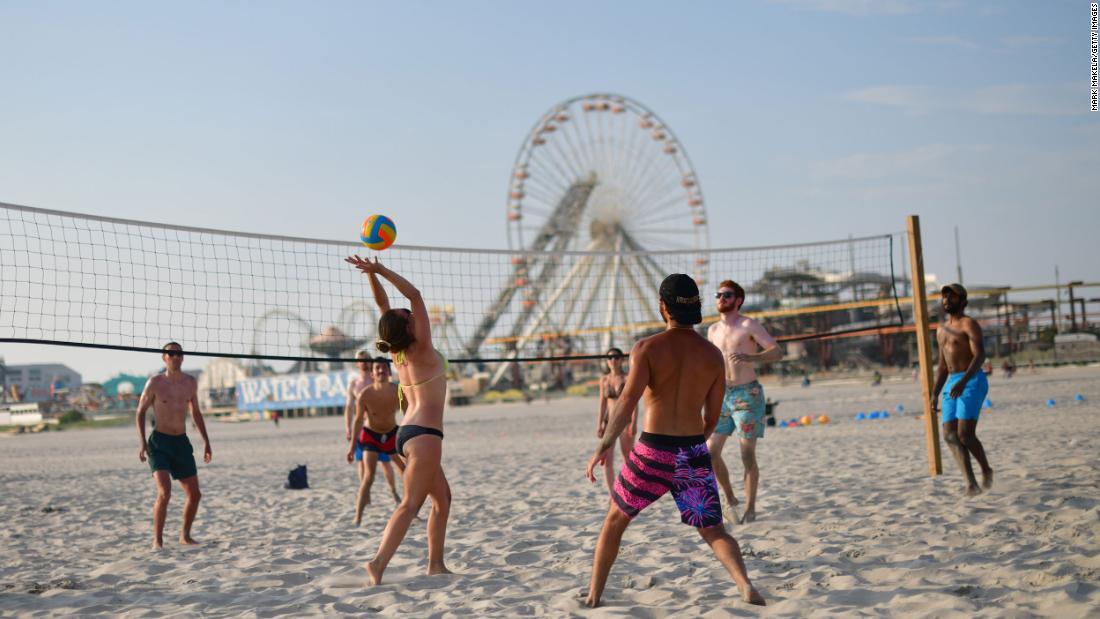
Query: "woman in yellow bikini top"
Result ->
[[392, 348, 449, 413], [345, 254, 453, 584]]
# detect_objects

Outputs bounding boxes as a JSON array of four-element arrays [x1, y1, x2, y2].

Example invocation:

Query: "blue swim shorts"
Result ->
[[941, 371, 989, 423], [715, 380, 766, 439]]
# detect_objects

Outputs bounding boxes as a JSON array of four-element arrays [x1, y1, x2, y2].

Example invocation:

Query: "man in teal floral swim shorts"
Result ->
[[707, 281, 782, 524]]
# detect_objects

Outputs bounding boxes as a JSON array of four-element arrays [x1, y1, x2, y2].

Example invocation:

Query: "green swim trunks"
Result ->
[[147, 431, 198, 480]]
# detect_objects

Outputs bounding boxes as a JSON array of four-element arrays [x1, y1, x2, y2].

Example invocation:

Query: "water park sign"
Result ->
[[236, 371, 353, 412]]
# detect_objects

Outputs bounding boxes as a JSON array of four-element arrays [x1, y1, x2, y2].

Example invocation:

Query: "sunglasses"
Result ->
[[164, 350, 184, 358], [715, 291, 737, 300]]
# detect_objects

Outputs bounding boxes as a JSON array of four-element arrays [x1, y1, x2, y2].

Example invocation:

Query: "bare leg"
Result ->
[[943, 421, 980, 496], [707, 433, 739, 509], [151, 471, 171, 549], [178, 476, 202, 545], [698, 525, 765, 605], [602, 448, 616, 495], [958, 420, 993, 490], [586, 504, 631, 608], [618, 430, 634, 462], [380, 460, 401, 504], [354, 452, 379, 526], [366, 436, 442, 585], [425, 468, 452, 576], [739, 438, 759, 522]]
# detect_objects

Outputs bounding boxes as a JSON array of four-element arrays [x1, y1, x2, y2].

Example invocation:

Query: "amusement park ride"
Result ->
[[463, 93, 712, 386]]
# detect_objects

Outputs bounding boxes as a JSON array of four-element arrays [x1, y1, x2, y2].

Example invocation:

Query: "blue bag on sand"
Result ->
[[285, 464, 308, 490]]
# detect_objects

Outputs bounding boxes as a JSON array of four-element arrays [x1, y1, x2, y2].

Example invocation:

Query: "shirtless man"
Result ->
[[707, 280, 781, 524], [345, 351, 400, 518], [348, 357, 403, 525], [584, 274, 765, 608], [136, 342, 212, 549], [931, 283, 992, 497]]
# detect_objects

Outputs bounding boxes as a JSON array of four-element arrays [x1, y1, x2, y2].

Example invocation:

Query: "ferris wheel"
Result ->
[[507, 93, 709, 258], [465, 94, 710, 381]]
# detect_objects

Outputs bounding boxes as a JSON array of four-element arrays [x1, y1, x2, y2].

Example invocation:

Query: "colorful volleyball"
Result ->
[[360, 215, 396, 251]]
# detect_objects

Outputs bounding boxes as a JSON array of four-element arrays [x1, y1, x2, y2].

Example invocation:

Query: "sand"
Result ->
[[1, 366, 1097, 617]]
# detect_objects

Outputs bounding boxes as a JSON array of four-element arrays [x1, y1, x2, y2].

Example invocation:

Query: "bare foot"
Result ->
[[180, 536, 200, 545], [740, 584, 766, 606], [964, 485, 982, 497], [722, 503, 739, 525], [365, 559, 383, 586], [152, 539, 163, 550], [739, 509, 756, 524], [584, 591, 600, 608], [981, 469, 993, 490], [427, 563, 453, 576]]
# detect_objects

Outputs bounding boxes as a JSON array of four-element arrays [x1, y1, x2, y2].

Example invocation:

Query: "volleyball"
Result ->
[[360, 215, 396, 251]]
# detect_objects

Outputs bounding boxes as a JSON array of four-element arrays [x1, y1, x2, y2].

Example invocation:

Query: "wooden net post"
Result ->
[[907, 215, 942, 476]]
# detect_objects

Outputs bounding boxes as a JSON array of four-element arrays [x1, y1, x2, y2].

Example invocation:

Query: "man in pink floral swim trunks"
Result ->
[[583, 274, 765, 608], [707, 280, 782, 524]]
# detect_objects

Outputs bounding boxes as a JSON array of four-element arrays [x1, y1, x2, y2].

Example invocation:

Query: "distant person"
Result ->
[[136, 342, 212, 549], [271, 410, 280, 427], [345, 351, 374, 484], [1001, 359, 1016, 378], [871, 369, 882, 387], [594, 347, 637, 496], [932, 284, 993, 497], [347, 357, 403, 525], [346, 255, 452, 584], [707, 280, 782, 524], [584, 274, 764, 607]]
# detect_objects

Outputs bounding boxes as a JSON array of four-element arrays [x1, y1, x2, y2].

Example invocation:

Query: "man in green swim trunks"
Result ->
[[707, 281, 781, 524], [136, 342, 213, 549]]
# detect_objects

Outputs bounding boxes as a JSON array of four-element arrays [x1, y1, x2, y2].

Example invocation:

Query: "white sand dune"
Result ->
[[1, 366, 1097, 617]]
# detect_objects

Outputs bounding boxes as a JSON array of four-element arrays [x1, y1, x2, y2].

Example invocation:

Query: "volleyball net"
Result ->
[[0, 202, 906, 375]]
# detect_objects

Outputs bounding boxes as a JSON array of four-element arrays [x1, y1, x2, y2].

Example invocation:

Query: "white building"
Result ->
[[197, 358, 248, 411], [2, 363, 82, 403]]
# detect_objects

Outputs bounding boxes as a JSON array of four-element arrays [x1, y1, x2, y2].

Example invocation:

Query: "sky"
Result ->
[[1, 0, 1097, 382]]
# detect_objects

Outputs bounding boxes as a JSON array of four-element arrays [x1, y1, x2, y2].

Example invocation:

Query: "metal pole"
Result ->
[[1068, 281, 1081, 332], [907, 215, 942, 476], [954, 226, 963, 285], [1054, 266, 1062, 332]]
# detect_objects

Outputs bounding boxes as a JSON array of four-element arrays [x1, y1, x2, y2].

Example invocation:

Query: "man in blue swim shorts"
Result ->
[[707, 280, 782, 524], [932, 283, 993, 497]]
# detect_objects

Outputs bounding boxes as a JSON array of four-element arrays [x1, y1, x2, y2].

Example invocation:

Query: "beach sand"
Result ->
[[1, 366, 1097, 617]]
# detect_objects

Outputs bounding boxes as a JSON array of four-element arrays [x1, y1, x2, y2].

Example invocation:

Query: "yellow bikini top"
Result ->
[[394, 349, 449, 410]]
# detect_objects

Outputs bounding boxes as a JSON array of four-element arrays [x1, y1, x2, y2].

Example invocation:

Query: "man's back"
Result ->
[[641, 329, 725, 437]]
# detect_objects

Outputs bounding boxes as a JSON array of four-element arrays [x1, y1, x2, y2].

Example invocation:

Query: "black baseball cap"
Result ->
[[940, 283, 967, 299], [660, 274, 702, 325]]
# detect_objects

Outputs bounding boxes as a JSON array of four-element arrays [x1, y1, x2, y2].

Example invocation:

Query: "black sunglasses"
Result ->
[[164, 350, 184, 358], [715, 291, 737, 299]]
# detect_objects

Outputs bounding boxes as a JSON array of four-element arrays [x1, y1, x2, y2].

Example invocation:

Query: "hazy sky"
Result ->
[[1, 0, 1096, 382]]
